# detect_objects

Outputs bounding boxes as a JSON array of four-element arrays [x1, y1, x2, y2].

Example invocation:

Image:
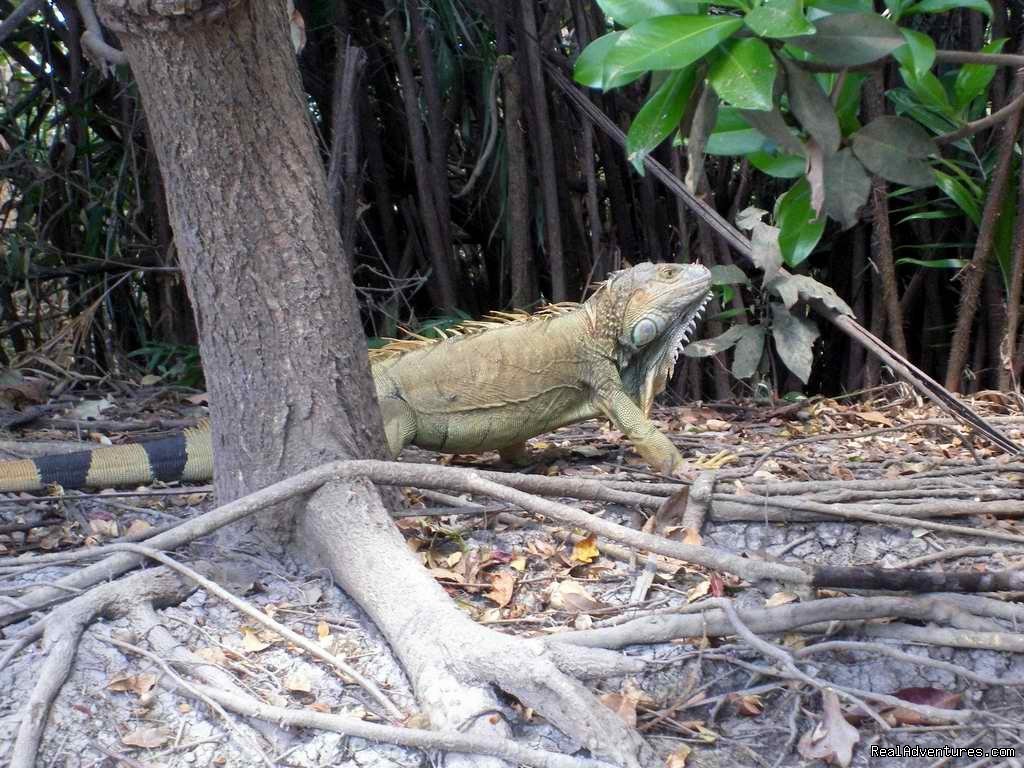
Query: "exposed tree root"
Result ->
[[9, 567, 196, 768]]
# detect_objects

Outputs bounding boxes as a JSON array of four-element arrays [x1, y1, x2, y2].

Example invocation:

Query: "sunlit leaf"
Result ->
[[744, 0, 815, 38], [574, 32, 644, 90], [628, 67, 698, 171], [706, 106, 768, 155], [597, 0, 705, 27], [953, 38, 1006, 110], [776, 178, 825, 266], [708, 38, 777, 111], [605, 15, 744, 76], [905, 0, 991, 17], [894, 257, 969, 268], [895, 29, 935, 78]]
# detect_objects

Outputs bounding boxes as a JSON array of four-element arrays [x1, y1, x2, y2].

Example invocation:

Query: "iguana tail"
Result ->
[[0, 423, 213, 493]]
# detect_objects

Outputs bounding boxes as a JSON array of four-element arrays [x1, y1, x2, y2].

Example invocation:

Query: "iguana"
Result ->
[[0, 262, 712, 492]]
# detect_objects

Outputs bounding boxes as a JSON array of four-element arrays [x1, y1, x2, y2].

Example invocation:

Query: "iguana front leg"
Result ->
[[593, 385, 684, 475]]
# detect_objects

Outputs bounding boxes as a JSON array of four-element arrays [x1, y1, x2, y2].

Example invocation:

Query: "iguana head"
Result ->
[[587, 261, 713, 413]]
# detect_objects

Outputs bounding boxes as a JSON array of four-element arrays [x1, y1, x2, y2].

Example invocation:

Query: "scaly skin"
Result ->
[[0, 262, 711, 491], [374, 261, 712, 474]]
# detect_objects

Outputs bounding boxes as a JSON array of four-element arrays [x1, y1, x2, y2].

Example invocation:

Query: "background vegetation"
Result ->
[[0, 0, 1021, 400]]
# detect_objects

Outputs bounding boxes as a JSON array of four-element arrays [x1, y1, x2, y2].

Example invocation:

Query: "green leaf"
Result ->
[[898, 67, 955, 116], [771, 303, 819, 383], [894, 257, 969, 268], [605, 15, 744, 77], [851, 116, 937, 188], [823, 147, 871, 229], [806, 0, 872, 11], [744, 0, 815, 38], [732, 326, 767, 379], [953, 38, 1007, 110], [706, 106, 768, 155], [782, 59, 840, 153], [775, 178, 825, 267], [896, 209, 960, 224], [896, 29, 936, 78], [905, 0, 992, 17], [596, 0, 705, 27], [790, 13, 903, 67], [628, 68, 698, 171], [748, 150, 806, 177], [707, 38, 778, 111], [574, 32, 643, 90], [833, 73, 865, 135]]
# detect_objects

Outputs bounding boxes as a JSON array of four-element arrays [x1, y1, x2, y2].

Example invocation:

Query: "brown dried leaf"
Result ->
[[797, 690, 859, 767], [598, 689, 640, 728], [124, 519, 152, 537], [486, 571, 517, 607], [284, 668, 313, 693], [240, 626, 273, 653], [121, 726, 172, 749], [665, 745, 692, 767], [549, 580, 603, 612], [107, 673, 158, 696]]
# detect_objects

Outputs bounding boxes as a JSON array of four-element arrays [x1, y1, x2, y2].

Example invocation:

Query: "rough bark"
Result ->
[[92, 2, 653, 764], [999, 127, 1024, 389]]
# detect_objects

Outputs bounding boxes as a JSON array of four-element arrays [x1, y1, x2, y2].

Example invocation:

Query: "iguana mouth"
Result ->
[[669, 290, 713, 370]]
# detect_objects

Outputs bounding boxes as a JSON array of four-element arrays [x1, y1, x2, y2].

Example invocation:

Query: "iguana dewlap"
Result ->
[[0, 262, 712, 492]]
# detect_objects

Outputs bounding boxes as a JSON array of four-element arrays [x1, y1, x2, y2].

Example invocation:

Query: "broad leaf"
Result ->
[[751, 221, 784, 285], [782, 59, 840, 153], [683, 325, 747, 357], [905, 0, 991, 17], [775, 178, 825, 267], [597, 0, 704, 27], [708, 38, 777, 111], [706, 106, 767, 155], [993, 160, 1018, 289], [768, 274, 853, 316], [852, 116, 937, 188], [953, 38, 1006, 110], [744, 0, 815, 38], [738, 108, 805, 155], [896, 29, 935, 78], [771, 303, 819, 383], [605, 15, 744, 76], [823, 148, 871, 229], [748, 150, 806, 177], [628, 68, 698, 172], [732, 326, 767, 379], [574, 32, 643, 90], [791, 13, 903, 67], [710, 264, 749, 285]]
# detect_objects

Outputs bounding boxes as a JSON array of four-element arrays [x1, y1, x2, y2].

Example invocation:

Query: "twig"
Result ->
[[90, 543, 406, 722], [936, 86, 1024, 145], [0, 0, 43, 46]]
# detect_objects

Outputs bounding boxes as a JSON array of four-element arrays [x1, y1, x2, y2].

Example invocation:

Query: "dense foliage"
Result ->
[[0, 0, 1021, 398]]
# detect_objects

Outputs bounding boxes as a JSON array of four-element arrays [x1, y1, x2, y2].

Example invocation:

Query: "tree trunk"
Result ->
[[96, 2, 649, 764]]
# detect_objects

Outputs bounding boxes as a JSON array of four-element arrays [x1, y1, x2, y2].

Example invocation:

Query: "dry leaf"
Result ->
[[598, 690, 640, 728], [88, 518, 119, 538], [797, 690, 859, 767], [765, 591, 798, 608], [571, 534, 600, 564], [509, 555, 527, 572], [241, 626, 273, 653], [734, 694, 764, 716], [704, 419, 730, 431], [687, 580, 711, 602], [284, 668, 313, 693], [665, 745, 692, 767], [107, 673, 158, 696], [548, 580, 603, 612], [124, 519, 152, 537], [486, 571, 516, 607], [195, 647, 228, 664], [121, 726, 172, 749]]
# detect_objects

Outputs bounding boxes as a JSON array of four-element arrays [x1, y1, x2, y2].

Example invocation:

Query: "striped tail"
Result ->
[[0, 423, 214, 493]]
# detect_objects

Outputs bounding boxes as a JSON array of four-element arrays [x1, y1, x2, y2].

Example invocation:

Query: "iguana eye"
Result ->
[[632, 318, 659, 347]]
